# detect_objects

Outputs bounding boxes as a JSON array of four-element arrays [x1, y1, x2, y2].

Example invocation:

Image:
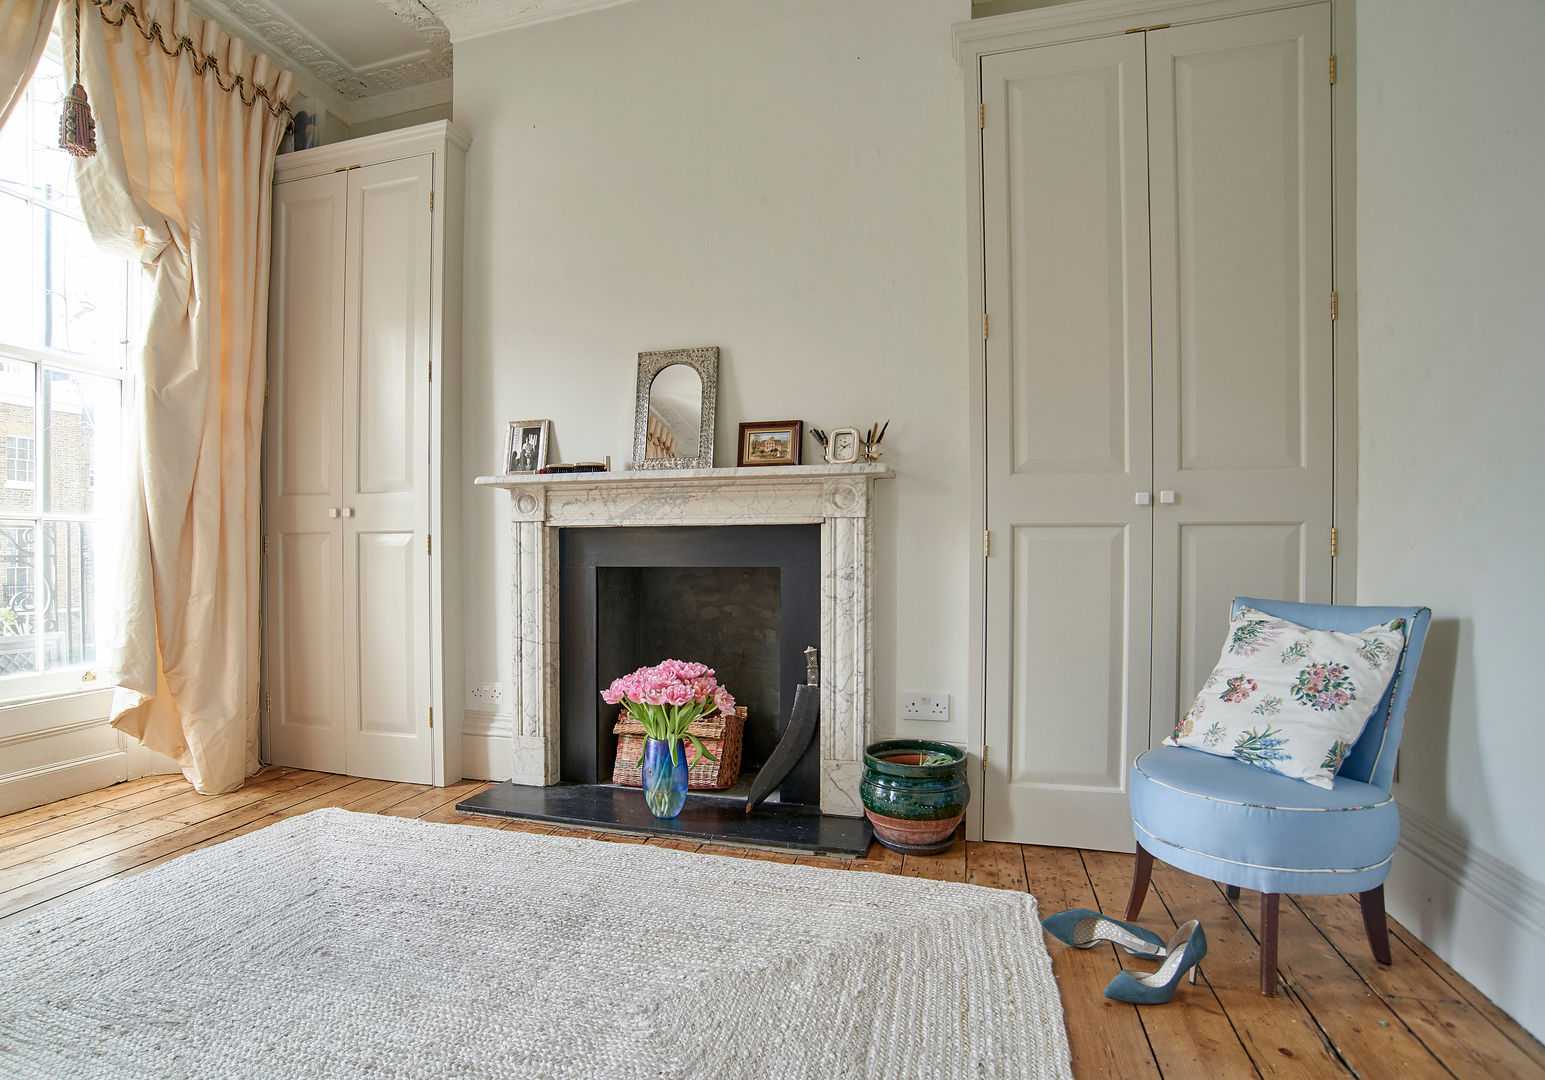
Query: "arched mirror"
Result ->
[[633, 347, 718, 469]]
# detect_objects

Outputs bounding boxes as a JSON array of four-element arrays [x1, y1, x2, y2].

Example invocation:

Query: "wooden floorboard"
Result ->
[[1, 774, 1540, 1080]]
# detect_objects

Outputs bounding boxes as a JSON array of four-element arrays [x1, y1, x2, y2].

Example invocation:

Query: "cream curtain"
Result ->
[[75, 0, 293, 794], [0, 0, 58, 129]]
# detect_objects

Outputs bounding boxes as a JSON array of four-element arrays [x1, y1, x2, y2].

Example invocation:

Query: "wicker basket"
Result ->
[[611, 707, 745, 790]]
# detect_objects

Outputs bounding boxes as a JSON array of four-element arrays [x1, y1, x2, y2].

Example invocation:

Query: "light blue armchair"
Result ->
[[1125, 597, 1432, 995]]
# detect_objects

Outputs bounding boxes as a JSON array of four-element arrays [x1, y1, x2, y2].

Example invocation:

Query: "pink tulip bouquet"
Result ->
[[601, 659, 735, 766]]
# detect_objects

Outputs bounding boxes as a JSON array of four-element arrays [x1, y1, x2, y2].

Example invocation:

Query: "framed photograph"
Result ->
[[504, 419, 551, 474], [737, 420, 803, 468]]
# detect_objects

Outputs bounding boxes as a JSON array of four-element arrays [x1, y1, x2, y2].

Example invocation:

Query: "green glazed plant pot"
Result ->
[[860, 739, 969, 855]]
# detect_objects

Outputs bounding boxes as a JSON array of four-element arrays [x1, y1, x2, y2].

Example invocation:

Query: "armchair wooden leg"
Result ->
[[1225, 884, 1241, 901], [1360, 885, 1393, 965], [1125, 843, 1154, 921], [1260, 893, 1280, 996]]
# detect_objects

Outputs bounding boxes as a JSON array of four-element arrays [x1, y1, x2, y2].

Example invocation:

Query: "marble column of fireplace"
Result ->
[[475, 464, 894, 817]]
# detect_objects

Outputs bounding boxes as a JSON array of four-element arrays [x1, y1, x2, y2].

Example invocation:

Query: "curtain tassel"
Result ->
[[60, 83, 97, 157], [59, 0, 96, 157]]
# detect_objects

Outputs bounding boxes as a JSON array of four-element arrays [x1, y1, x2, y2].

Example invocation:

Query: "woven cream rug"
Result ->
[[0, 808, 1072, 1079]]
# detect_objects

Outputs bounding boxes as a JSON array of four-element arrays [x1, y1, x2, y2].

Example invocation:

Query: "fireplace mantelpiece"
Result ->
[[474, 463, 894, 817]]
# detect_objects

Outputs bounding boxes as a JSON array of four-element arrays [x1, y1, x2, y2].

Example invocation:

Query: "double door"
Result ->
[[982, 5, 1335, 849], [264, 155, 435, 784]]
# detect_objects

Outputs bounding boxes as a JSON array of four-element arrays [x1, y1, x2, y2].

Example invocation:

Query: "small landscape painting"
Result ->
[[737, 420, 802, 467]]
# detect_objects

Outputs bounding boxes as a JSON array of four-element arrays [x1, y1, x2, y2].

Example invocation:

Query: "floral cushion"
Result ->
[[1167, 607, 1408, 788]]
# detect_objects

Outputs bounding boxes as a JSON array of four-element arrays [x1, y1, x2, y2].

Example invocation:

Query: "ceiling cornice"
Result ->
[[196, 0, 452, 103], [418, 0, 647, 44]]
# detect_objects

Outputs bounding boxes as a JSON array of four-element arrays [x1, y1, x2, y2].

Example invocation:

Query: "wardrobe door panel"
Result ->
[[340, 155, 435, 784], [264, 173, 346, 773], [983, 34, 1154, 850], [350, 161, 432, 499], [1147, 5, 1334, 746], [347, 527, 432, 783]]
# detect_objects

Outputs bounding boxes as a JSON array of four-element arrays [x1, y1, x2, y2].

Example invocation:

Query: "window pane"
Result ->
[[42, 519, 99, 669], [0, 359, 36, 516], [35, 206, 127, 358], [0, 519, 38, 676], [0, 194, 31, 339], [0, 103, 25, 198], [26, 47, 76, 216], [44, 368, 119, 514]]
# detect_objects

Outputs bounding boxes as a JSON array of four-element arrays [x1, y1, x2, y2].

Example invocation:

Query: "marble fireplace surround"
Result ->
[[474, 463, 894, 817]]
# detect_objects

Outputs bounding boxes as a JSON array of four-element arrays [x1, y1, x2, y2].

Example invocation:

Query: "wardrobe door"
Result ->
[[264, 172, 347, 773], [340, 155, 435, 784], [982, 35, 1155, 849], [1146, 5, 1335, 744]]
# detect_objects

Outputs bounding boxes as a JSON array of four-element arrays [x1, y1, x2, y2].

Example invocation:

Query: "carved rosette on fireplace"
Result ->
[[475, 464, 894, 817]]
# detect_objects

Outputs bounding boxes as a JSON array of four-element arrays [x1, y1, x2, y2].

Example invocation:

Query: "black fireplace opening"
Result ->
[[558, 524, 821, 807]]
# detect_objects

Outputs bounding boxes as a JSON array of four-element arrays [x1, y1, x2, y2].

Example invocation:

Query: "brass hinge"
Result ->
[[427, 534, 432, 556], [982, 313, 989, 340], [430, 190, 435, 212], [984, 530, 992, 557], [982, 745, 989, 767], [263, 376, 269, 399], [429, 707, 434, 729], [1329, 54, 1337, 84], [1330, 291, 1339, 320], [263, 535, 269, 554], [265, 690, 272, 711], [428, 360, 432, 382], [978, 102, 985, 129], [1330, 526, 1339, 558]]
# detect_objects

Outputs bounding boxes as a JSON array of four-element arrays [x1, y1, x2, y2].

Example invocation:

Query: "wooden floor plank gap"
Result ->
[[1283, 893, 1463, 1080]]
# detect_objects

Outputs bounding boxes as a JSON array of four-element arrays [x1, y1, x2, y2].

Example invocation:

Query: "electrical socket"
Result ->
[[900, 692, 949, 722], [470, 682, 505, 706]]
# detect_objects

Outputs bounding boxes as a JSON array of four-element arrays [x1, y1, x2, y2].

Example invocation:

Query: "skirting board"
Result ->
[[0, 718, 179, 816], [1387, 802, 1545, 1041], [461, 707, 515, 781]]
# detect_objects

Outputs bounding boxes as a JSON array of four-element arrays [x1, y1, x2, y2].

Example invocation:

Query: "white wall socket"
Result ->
[[900, 692, 949, 722], [470, 682, 505, 706]]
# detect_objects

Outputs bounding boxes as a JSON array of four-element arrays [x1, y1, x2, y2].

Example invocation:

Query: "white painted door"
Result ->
[[982, 4, 1334, 849], [340, 157, 435, 784], [264, 156, 435, 784], [1146, 5, 1334, 743], [265, 172, 347, 775], [982, 34, 1156, 850]]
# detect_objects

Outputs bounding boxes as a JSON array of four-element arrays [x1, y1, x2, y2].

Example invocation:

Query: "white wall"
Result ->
[[453, 0, 973, 776], [1357, 0, 1545, 1039], [341, 103, 455, 142]]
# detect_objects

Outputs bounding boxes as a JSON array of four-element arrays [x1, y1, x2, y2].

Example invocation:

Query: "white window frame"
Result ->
[[0, 34, 137, 707]]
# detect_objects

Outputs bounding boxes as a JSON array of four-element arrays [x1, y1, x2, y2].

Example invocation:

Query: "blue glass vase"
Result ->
[[641, 737, 689, 818]]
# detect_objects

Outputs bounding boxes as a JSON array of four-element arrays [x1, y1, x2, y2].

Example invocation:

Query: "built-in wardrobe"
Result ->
[[261, 122, 468, 786], [964, 1, 1348, 848]]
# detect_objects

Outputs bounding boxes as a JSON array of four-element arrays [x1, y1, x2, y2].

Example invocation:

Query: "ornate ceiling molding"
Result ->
[[416, 0, 647, 44], [198, 0, 453, 101]]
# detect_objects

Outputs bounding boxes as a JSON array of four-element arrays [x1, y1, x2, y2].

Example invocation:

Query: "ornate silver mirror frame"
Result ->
[[632, 346, 719, 469]]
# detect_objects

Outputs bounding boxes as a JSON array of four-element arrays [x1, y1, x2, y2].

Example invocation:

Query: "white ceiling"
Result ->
[[265, 0, 435, 72]]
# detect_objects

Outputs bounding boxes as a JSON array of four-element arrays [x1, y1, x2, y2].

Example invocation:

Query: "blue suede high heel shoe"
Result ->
[[1103, 920, 1207, 1005], [1041, 908, 1169, 959]]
